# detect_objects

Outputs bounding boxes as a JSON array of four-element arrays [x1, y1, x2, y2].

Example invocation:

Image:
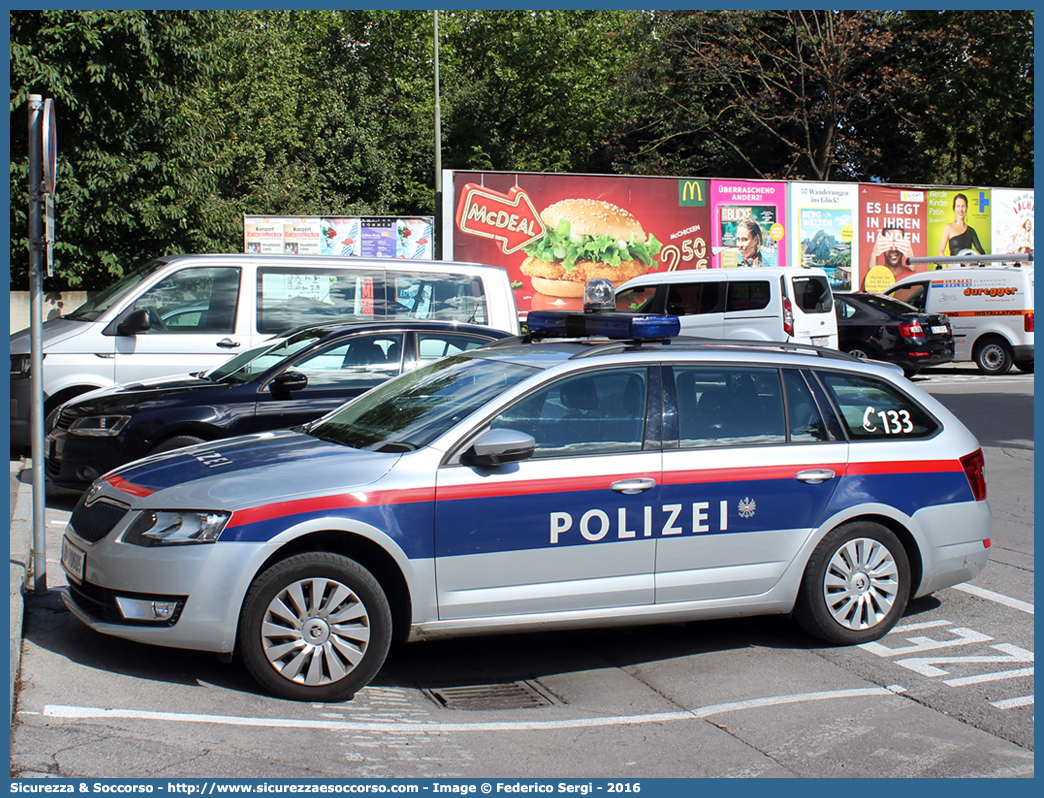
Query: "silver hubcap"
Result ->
[[847, 348, 869, 360], [823, 538, 899, 630], [980, 345, 1004, 369], [261, 577, 371, 686]]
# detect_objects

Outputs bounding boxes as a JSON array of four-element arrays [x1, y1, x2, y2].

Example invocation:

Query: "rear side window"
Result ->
[[387, 274, 488, 325], [675, 366, 786, 447], [130, 267, 242, 334], [257, 268, 385, 334], [817, 372, 939, 440], [726, 280, 771, 312], [792, 275, 833, 312], [665, 281, 723, 316]]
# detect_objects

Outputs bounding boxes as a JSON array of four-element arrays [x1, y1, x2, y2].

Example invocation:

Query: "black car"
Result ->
[[45, 321, 511, 490], [834, 292, 955, 377]]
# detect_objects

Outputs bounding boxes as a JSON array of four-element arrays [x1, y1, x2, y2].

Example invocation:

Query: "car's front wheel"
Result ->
[[240, 553, 392, 702], [794, 522, 911, 646]]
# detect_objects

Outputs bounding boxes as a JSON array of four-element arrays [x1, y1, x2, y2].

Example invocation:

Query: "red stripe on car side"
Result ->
[[105, 475, 155, 497], [228, 486, 436, 528]]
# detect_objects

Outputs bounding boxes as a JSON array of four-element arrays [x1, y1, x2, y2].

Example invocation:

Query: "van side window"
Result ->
[[257, 268, 385, 334], [387, 274, 488, 325], [130, 267, 241, 333], [666, 282, 723, 316], [817, 372, 939, 440], [616, 285, 659, 312], [674, 366, 785, 447], [726, 281, 771, 312], [888, 282, 927, 311]]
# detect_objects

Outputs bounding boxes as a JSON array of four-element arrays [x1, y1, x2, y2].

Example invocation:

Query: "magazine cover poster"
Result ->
[[927, 188, 992, 260], [858, 185, 928, 292], [790, 182, 857, 292], [709, 180, 787, 268], [990, 189, 1034, 255], [447, 171, 712, 312]]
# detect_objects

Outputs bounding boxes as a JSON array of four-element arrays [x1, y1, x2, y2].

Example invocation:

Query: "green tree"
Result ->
[[10, 10, 227, 288]]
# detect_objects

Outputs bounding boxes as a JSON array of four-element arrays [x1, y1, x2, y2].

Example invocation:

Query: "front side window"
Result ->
[[386, 274, 488, 325], [616, 285, 659, 313], [257, 268, 385, 334], [817, 371, 939, 440], [675, 366, 786, 447], [726, 280, 771, 312], [130, 267, 241, 333], [290, 333, 404, 389], [489, 367, 648, 459]]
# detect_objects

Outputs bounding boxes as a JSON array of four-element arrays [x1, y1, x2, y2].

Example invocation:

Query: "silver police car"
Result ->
[[61, 284, 992, 702]]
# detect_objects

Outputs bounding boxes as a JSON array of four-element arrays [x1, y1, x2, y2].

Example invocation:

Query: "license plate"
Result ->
[[61, 537, 86, 583], [931, 325, 947, 334], [812, 336, 829, 347]]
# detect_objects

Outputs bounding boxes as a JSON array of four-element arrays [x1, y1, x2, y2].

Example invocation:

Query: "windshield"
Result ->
[[63, 259, 169, 322], [207, 328, 329, 384], [308, 354, 538, 452]]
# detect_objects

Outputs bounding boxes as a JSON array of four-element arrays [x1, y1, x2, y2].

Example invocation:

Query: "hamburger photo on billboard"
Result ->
[[520, 199, 663, 298]]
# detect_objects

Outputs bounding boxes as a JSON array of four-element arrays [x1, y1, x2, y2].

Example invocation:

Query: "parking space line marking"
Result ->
[[990, 695, 1034, 710], [944, 667, 1034, 687], [37, 688, 893, 733], [952, 584, 1034, 615]]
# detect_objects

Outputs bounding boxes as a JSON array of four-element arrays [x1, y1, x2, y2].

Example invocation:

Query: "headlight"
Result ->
[[122, 510, 231, 547], [11, 354, 31, 377], [68, 415, 131, 437]]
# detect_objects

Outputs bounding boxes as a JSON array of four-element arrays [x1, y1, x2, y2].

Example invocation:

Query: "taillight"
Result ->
[[783, 296, 794, 337], [960, 449, 987, 502], [898, 321, 924, 339], [1024, 311, 1033, 333]]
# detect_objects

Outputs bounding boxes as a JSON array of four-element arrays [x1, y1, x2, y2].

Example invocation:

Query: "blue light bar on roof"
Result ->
[[527, 311, 680, 341]]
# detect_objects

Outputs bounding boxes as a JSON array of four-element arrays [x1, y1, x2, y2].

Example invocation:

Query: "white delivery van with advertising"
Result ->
[[10, 254, 519, 449], [615, 266, 839, 348], [885, 263, 1033, 374]]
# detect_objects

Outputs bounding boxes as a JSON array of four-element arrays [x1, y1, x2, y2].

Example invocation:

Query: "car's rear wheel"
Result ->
[[973, 337, 1013, 375], [795, 522, 910, 646], [240, 553, 392, 702], [844, 344, 873, 361]]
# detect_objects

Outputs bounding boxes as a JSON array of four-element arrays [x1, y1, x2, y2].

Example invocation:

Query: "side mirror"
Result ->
[[115, 308, 153, 336], [460, 428, 535, 467], [270, 370, 308, 396]]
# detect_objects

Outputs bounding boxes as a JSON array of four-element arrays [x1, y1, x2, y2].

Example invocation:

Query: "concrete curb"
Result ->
[[10, 460, 33, 729]]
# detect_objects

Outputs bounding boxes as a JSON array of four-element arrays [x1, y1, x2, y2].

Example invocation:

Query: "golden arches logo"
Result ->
[[679, 180, 706, 206]]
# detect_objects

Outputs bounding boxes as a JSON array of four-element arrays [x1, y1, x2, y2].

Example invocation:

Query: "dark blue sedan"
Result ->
[[45, 321, 511, 489]]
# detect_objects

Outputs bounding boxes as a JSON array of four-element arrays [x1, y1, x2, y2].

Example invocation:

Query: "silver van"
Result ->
[[615, 266, 838, 348], [10, 254, 519, 449]]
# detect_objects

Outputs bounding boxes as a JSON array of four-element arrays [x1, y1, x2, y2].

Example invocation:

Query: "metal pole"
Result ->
[[907, 253, 1034, 267], [27, 94, 47, 592], [433, 10, 443, 260]]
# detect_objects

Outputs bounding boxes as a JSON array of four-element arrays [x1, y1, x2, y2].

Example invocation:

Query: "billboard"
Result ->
[[927, 188, 992, 259], [445, 171, 711, 312], [243, 216, 434, 259], [710, 180, 787, 269], [790, 182, 858, 291], [990, 189, 1034, 255]]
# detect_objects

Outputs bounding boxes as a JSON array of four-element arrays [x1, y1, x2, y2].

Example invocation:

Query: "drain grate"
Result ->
[[424, 680, 562, 710]]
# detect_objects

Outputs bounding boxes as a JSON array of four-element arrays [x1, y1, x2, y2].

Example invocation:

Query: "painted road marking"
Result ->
[[32, 687, 896, 733], [953, 583, 1034, 615], [990, 695, 1034, 710]]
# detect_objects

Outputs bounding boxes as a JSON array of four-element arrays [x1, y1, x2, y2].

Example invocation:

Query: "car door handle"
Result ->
[[611, 478, 657, 495], [217, 338, 241, 349], [796, 469, 836, 484]]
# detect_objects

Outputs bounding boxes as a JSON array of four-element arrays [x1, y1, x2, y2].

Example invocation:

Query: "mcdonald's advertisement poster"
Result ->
[[446, 171, 712, 312]]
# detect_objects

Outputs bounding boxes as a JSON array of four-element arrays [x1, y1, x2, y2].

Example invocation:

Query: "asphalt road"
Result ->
[[9, 365, 1034, 780]]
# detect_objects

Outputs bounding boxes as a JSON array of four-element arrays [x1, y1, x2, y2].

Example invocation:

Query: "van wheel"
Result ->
[[794, 522, 910, 646], [973, 338, 1013, 375], [1015, 359, 1034, 374], [240, 553, 392, 702], [148, 435, 205, 455]]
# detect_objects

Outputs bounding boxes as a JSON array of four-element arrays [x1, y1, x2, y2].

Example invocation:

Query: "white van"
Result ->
[[885, 265, 1034, 374], [10, 254, 519, 449], [615, 266, 839, 348]]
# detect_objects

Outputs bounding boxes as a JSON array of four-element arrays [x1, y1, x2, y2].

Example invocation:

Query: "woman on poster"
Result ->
[[736, 219, 764, 267], [938, 193, 985, 256]]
